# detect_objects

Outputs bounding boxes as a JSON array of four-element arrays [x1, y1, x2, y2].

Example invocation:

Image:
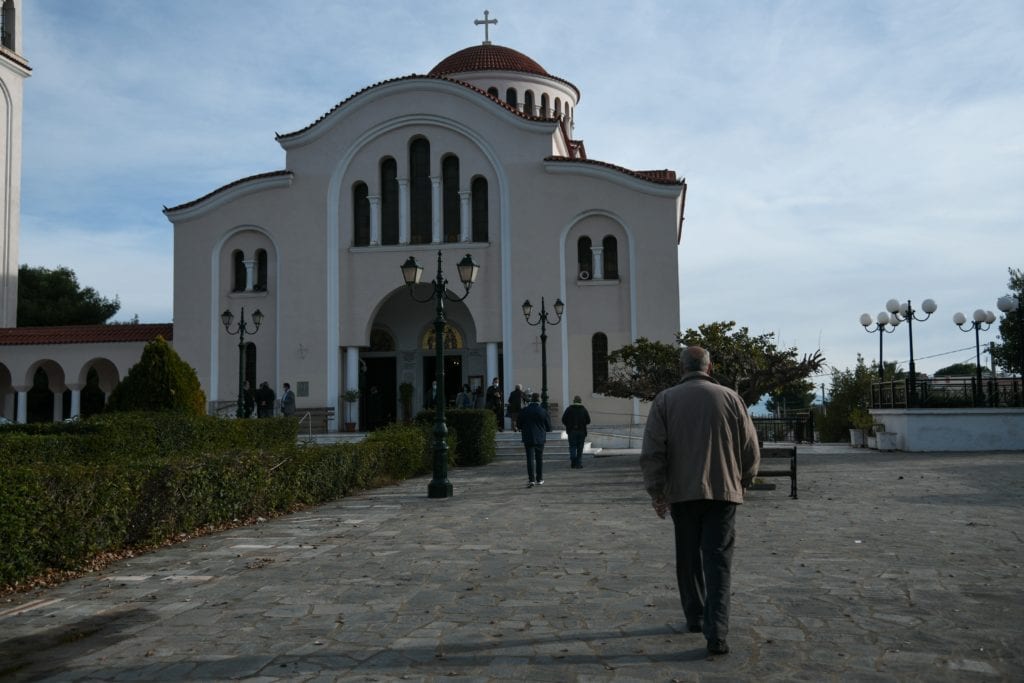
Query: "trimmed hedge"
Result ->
[[414, 408, 496, 466], [0, 415, 434, 590]]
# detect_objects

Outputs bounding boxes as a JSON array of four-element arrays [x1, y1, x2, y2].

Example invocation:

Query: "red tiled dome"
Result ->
[[429, 44, 548, 77]]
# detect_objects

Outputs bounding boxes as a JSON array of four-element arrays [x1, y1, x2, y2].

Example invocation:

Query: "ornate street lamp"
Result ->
[[954, 308, 997, 405], [886, 298, 937, 406], [859, 311, 900, 380], [522, 296, 564, 412], [401, 250, 480, 499], [221, 307, 264, 418]]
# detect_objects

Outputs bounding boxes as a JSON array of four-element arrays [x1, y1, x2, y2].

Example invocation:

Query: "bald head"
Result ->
[[680, 346, 711, 374]]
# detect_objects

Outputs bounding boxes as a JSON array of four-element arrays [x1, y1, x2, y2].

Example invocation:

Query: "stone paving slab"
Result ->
[[1, 445, 1022, 681]]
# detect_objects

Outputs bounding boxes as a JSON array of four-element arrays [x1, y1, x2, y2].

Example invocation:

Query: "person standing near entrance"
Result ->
[[507, 384, 524, 432], [561, 395, 591, 468], [639, 346, 760, 656], [517, 392, 550, 487], [486, 377, 503, 431], [255, 382, 275, 418], [280, 383, 296, 416]]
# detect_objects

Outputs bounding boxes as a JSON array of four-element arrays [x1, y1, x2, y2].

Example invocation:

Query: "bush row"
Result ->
[[414, 408, 497, 467], [0, 416, 439, 590]]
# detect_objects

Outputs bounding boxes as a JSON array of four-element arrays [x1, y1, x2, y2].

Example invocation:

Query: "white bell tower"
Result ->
[[0, 0, 29, 328]]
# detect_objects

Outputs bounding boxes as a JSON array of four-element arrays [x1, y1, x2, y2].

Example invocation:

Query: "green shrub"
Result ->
[[107, 336, 206, 415], [414, 408, 491, 466]]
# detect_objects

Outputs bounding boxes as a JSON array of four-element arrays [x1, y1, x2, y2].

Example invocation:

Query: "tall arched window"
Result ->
[[505, 87, 518, 109], [232, 250, 246, 292], [255, 249, 268, 291], [0, 1, 14, 50], [471, 177, 488, 242], [487, 86, 499, 98], [442, 155, 460, 243], [564, 101, 570, 119], [592, 333, 608, 393], [524, 90, 535, 115], [353, 181, 370, 246], [409, 138, 431, 244], [540, 93, 550, 117], [244, 342, 257, 391], [577, 237, 593, 279], [380, 158, 399, 245], [602, 236, 618, 280], [554, 97, 562, 119]]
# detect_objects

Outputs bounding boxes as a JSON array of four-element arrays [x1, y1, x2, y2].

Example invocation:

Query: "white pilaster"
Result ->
[[398, 178, 410, 244], [431, 176, 442, 244], [368, 195, 381, 245]]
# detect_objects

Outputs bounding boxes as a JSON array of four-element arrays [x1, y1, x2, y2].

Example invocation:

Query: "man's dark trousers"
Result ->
[[670, 500, 736, 640], [526, 444, 544, 483]]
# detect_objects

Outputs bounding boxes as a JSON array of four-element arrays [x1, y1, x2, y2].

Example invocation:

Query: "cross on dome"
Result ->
[[474, 10, 497, 45]]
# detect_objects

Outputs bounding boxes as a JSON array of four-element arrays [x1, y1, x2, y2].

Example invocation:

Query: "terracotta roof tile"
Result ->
[[429, 44, 549, 77], [0, 324, 173, 346], [544, 156, 682, 185]]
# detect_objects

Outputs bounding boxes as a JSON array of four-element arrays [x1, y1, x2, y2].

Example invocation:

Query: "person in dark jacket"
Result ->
[[561, 395, 591, 468], [507, 384, 524, 432], [516, 392, 551, 487], [255, 382, 275, 418]]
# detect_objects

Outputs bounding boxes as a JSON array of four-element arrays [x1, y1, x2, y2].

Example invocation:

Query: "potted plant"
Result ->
[[343, 389, 360, 431], [848, 408, 872, 448]]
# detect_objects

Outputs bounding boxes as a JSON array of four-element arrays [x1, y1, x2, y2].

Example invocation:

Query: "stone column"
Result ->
[[15, 386, 28, 423], [345, 347, 360, 428], [591, 246, 605, 280], [486, 342, 499, 388], [244, 259, 256, 291], [459, 190, 472, 242], [368, 195, 381, 245], [431, 176, 442, 244], [68, 384, 84, 420], [398, 178, 410, 244]]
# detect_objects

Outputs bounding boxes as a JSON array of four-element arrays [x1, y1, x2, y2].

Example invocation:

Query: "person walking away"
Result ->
[[517, 392, 551, 487], [561, 395, 591, 468], [507, 384, 524, 432], [486, 377, 503, 431], [280, 382, 296, 417], [639, 346, 760, 656], [255, 382, 275, 418]]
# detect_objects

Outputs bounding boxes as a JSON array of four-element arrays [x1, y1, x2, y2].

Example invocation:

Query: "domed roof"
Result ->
[[429, 44, 549, 77]]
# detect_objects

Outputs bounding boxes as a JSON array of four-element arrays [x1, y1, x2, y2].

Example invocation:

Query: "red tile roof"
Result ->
[[544, 156, 683, 186], [0, 324, 173, 346], [430, 44, 548, 77]]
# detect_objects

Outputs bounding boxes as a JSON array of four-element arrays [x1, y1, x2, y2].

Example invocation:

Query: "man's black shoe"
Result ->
[[707, 638, 729, 655], [687, 622, 703, 633]]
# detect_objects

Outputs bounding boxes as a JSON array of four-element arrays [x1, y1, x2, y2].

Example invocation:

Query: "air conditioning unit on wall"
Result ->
[[579, 270, 591, 280]]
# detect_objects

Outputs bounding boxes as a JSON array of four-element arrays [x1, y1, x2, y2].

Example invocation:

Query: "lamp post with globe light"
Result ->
[[953, 309, 997, 405], [400, 250, 480, 499], [522, 296, 564, 412], [221, 307, 264, 418], [886, 298, 937, 407], [859, 311, 900, 380]]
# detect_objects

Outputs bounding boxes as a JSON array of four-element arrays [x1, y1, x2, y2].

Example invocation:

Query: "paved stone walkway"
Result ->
[[2, 445, 1022, 681]]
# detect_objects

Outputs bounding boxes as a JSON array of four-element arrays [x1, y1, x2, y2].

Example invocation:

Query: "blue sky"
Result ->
[[18, 0, 1024, 384]]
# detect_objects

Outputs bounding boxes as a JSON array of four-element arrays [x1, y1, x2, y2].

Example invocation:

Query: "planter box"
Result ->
[[849, 429, 866, 448]]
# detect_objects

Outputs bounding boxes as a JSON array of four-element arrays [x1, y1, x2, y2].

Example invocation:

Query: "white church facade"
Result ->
[[166, 40, 686, 429]]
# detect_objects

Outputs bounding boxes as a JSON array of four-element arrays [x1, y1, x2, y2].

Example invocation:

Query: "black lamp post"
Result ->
[[221, 307, 264, 418], [886, 298, 936, 406], [521, 296, 564, 412], [401, 250, 480, 499], [859, 311, 900, 380], [954, 308, 996, 405]]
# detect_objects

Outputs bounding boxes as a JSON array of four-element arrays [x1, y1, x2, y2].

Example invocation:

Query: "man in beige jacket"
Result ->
[[639, 346, 760, 656]]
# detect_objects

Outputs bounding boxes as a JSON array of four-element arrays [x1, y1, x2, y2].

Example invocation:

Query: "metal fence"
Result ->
[[750, 415, 815, 444], [871, 377, 1024, 409]]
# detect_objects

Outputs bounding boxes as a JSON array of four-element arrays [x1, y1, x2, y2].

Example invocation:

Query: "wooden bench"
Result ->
[[755, 445, 797, 499]]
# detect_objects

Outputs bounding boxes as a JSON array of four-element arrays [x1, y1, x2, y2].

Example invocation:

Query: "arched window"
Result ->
[[577, 237, 593, 279], [564, 101, 570, 119], [505, 87, 518, 109], [554, 97, 562, 119], [442, 155, 460, 243], [0, 1, 14, 50], [353, 181, 370, 246], [244, 342, 257, 391], [592, 333, 608, 393], [255, 249, 268, 291], [409, 138, 431, 244], [524, 90, 535, 115], [487, 86, 499, 98], [232, 250, 246, 292], [602, 236, 618, 280], [380, 158, 399, 245], [471, 176, 488, 242], [540, 93, 550, 117]]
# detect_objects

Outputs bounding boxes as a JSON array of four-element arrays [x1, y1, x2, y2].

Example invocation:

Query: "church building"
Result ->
[[166, 27, 686, 429]]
